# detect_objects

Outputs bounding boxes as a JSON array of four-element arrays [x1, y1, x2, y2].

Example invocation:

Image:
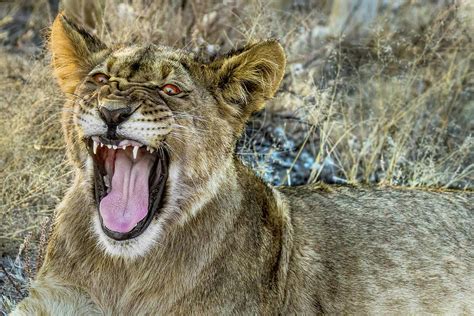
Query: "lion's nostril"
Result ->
[[99, 107, 132, 126]]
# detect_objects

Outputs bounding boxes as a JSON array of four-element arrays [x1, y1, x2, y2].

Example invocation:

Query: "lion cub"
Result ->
[[13, 14, 473, 315]]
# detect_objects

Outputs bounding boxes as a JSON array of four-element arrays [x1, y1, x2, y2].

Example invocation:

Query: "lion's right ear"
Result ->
[[50, 13, 108, 94]]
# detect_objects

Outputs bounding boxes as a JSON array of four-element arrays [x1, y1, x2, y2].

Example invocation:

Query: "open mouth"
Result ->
[[86, 136, 169, 241]]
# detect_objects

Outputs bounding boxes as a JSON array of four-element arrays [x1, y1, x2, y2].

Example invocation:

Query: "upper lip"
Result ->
[[89, 136, 156, 158]]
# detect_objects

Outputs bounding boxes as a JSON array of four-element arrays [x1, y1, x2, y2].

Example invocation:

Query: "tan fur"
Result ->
[[50, 14, 108, 95], [12, 14, 473, 315]]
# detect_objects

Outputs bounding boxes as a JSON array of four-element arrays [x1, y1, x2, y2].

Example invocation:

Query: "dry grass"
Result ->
[[0, 0, 473, 311]]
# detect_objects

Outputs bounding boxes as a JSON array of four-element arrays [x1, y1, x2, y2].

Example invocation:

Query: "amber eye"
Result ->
[[161, 84, 182, 96], [92, 73, 109, 85]]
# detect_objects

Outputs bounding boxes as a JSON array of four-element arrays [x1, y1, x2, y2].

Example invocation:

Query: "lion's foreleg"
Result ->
[[11, 277, 100, 316]]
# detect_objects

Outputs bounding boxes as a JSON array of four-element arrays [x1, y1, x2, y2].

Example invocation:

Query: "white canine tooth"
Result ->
[[92, 140, 98, 154], [132, 146, 139, 160], [106, 144, 112, 149], [100, 143, 104, 147], [122, 145, 127, 150], [112, 145, 118, 150]]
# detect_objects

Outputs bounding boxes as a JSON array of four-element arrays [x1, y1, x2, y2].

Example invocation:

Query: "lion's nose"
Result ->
[[99, 106, 131, 126]]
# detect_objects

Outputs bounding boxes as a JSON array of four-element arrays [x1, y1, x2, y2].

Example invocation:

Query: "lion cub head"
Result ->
[[50, 14, 285, 258]]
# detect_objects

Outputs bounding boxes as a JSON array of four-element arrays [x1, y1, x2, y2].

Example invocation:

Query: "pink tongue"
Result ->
[[99, 150, 153, 233]]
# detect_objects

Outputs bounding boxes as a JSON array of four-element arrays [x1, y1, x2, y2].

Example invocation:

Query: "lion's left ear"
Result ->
[[50, 13, 108, 95], [210, 40, 286, 117]]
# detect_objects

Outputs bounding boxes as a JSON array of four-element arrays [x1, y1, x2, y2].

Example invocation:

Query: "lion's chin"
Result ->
[[86, 136, 169, 241], [92, 212, 165, 258]]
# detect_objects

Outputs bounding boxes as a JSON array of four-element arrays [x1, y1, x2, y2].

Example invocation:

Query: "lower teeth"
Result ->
[[103, 176, 111, 193]]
